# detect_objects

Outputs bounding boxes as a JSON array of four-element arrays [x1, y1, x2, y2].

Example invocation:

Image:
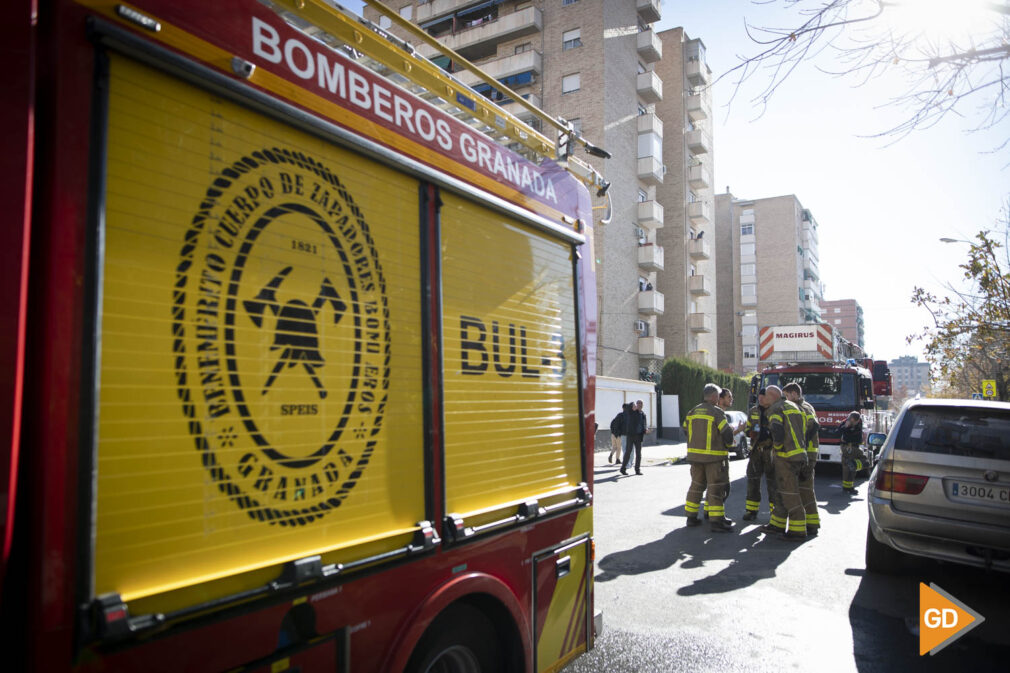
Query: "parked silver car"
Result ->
[[865, 398, 1010, 573], [725, 410, 749, 460]]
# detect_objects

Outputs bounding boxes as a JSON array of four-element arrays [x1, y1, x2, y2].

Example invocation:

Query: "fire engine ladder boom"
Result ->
[[261, 0, 611, 196]]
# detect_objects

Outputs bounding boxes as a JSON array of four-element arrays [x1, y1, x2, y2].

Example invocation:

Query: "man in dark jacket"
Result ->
[[608, 405, 628, 464], [620, 400, 650, 475]]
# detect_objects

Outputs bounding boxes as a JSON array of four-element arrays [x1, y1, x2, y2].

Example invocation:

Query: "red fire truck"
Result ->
[[0, 1, 608, 670], [751, 325, 876, 463]]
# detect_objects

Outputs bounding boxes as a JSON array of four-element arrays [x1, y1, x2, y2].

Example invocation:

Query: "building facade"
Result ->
[[714, 192, 823, 373], [820, 298, 865, 349], [889, 355, 931, 395], [367, 0, 721, 381]]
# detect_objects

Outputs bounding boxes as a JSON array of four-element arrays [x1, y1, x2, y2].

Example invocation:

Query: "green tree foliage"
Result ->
[[660, 357, 753, 424], [909, 221, 1010, 400]]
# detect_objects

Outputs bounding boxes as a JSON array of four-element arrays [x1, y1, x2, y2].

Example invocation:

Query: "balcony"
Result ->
[[500, 93, 541, 122], [638, 290, 665, 316], [637, 243, 664, 272], [687, 163, 710, 190], [636, 0, 662, 23], [688, 238, 710, 260], [457, 50, 542, 88], [688, 350, 710, 367], [688, 312, 712, 333], [416, 0, 481, 24], [637, 156, 664, 185], [688, 274, 711, 296], [637, 200, 664, 229], [686, 57, 709, 86], [637, 112, 663, 138], [636, 71, 663, 104], [687, 200, 711, 225], [428, 6, 543, 61], [638, 335, 665, 360], [685, 129, 711, 155], [637, 29, 662, 63], [686, 93, 709, 122]]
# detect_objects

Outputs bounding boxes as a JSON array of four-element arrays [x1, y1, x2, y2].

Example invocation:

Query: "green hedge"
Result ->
[[660, 357, 754, 425]]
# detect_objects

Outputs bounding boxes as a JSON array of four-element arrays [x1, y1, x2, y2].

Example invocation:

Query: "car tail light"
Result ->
[[874, 462, 929, 495]]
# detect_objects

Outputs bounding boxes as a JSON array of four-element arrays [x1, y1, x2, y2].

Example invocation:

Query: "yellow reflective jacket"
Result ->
[[685, 401, 734, 462], [768, 398, 808, 461], [799, 398, 819, 456]]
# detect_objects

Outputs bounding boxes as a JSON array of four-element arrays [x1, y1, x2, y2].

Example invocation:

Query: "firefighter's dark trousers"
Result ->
[[686, 459, 729, 522], [744, 444, 776, 516], [841, 443, 867, 489], [798, 454, 820, 528], [772, 456, 807, 535]]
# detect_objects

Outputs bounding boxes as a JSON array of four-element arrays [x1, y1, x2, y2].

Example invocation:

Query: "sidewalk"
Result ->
[[594, 439, 688, 469]]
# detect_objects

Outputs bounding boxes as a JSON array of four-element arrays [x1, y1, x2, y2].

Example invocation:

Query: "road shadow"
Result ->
[[848, 556, 1010, 672]]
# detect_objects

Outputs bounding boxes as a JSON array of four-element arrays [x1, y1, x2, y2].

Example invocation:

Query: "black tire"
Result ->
[[865, 523, 904, 574], [405, 602, 504, 673], [737, 436, 748, 460]]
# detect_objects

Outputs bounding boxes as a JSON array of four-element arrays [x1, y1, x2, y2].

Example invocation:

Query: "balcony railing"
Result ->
[[425, 6, 543, 60], [688, 238, 710, 260], [688, 312, 712, 333], [636, 71, 663, 103], [456, 50, 542, 87], [636, 0, 662, 23], [687, 163, 710, 190], [685, 129, 710, 155], [686, 57, 709, 86], [687, 200, 711, 225], [637, 156, 664, 185], [688, 275, 711, 296], [638, 289, 665, 316], [500, 93, 541, 122], [637, 28, 662, 63], [686, 93, 709, 122], [637, 112, 663, 138], [638, 335, 665, 360], [637, 200, 664, 229], [637, 243, 665, 271]]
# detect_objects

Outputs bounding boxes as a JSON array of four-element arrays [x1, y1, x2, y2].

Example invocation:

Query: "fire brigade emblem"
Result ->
[[173, 148, 389, 527]]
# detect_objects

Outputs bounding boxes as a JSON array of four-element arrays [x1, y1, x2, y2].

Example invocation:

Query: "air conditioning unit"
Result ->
[[634, 320, 648, 337]]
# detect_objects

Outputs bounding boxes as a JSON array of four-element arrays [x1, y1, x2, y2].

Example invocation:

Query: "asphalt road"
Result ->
[[565, 443, 1010, 673]]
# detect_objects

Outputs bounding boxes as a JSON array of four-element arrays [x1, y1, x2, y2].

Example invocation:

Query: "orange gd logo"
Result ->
[[919, 583, 985, 655]]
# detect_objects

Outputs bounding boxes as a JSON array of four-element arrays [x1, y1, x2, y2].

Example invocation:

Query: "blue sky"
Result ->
[[341, 1, 1008, 365]]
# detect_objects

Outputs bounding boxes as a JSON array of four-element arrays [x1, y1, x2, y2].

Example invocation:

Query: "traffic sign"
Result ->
[[982, 380, 997, 398], [971, 392, 982, 400]]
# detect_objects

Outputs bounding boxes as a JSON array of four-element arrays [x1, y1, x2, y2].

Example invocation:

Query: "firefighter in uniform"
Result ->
[[742, 388, 777, 522], [783, 383, 820, 535], [684, 383, 736, 532], [763, 385, 809, 541], [838, 411, 867, 495]]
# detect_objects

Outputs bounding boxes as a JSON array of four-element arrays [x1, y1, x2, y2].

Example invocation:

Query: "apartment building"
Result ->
[[653, 29, 717, 370], [366, 0, 720, 383], [714, 192, 823, 373], [820, 298, 865, 349], [889, 355, 931, 395]]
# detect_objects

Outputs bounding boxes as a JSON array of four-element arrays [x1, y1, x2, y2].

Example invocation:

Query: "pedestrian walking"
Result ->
[[620, 400, 651, 475], [764, 385, 809, 541], [608, 405, 627, 464], [783, 382, 820, 535], [838, 411, 867, 494], [742, 388, 777, 522], [683, 383, 735, 532]]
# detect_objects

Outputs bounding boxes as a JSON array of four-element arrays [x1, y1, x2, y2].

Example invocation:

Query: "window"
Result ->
[[742, 325, 758, 337], [743, 346, 758, 360], [740, 242, 755, 256], [515, 42, 532, 55], [834, 307, 841, 313], [638, 103, 647, 116], [562, 29, 582, 50], [563, 0, 579, 5], [379, 15, 392, 28], [570, 118, 582, 134], [740, 263, 755, 276], [741, 222, 754, 236], [562, 73, 580, 93], [637, 61, 647, 74], [638, 188, 648, 202], [741, 283, 757, 297], [835, 319, 842, 325], [399, 4, 412, 20]]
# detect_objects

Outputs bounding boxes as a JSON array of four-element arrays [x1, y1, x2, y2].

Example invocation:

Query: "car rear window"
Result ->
[[894, 406, 1010, 460]]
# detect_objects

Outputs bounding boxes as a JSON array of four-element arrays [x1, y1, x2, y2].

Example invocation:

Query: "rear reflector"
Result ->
[[875, 468, 929, 495]]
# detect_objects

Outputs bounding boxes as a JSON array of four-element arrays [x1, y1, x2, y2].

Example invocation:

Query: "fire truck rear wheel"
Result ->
[[407, 602, 505, 673]]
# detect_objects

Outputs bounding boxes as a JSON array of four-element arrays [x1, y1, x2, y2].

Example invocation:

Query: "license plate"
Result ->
[[950, 481, 1010, 505]]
